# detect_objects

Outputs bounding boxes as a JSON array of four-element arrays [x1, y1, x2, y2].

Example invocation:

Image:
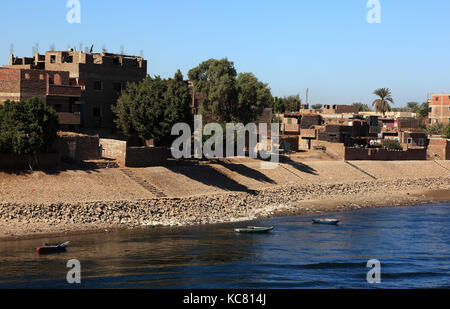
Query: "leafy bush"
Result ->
[[0, 97, 59, 155], [425, 123, 444, 136], [381, 139, 403, 150], [444, 125, 450, 139]]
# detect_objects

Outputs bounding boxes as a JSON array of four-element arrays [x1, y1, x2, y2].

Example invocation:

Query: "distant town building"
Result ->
[[3, 50, 147, 129], [322, 104, 359, 114], [428, 93, 450, 125]]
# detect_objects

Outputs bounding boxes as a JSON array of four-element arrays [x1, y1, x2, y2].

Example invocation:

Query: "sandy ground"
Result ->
[[1, 159, 447, 202]]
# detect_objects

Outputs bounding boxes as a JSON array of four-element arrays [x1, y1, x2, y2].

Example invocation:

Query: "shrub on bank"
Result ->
[[381, 139, 403, 151], [0, 97, 59, 155]]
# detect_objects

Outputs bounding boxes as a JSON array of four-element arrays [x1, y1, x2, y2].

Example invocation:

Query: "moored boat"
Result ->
[[36, 241, 70, 254], [312, 219, 341, 225], [234, 226, 274, 234]]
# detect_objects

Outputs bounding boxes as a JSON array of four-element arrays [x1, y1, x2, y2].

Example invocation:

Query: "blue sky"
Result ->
[[1, 0, 449, 107]]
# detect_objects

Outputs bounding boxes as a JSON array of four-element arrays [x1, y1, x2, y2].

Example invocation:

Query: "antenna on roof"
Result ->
[[32, 43, 39, 55], [89, 44, 94, 53], [102, 44, 107, 53], [79, 43, 83, 52], [10, 44, 14, 55], [50, 43, 56, 51]]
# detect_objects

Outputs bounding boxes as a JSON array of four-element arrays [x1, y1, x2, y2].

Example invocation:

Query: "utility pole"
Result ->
[[305, 88, 309, 110]]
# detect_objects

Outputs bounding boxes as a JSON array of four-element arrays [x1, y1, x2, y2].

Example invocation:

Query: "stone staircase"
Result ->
[[121, 169, 167, 198]]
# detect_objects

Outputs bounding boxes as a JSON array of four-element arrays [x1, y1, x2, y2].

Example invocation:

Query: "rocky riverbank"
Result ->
[[0, 176, 449, 240]]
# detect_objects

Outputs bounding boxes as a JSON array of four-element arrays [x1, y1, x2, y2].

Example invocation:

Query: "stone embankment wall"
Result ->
[[0, 177, 447, 228]]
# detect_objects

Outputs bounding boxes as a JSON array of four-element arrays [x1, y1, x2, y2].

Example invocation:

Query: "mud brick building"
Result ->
[[0, 67, 82, 130], [4, 50, 147, 130], [399, 131, 428, 149], [322, 104, 359, 114], [317, 124, 353, 144], [428, 93, 450, 125]]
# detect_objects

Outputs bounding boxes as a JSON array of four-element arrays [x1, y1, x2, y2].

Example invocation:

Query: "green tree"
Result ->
[[188, 58, 272, 123], [391, 107, 408, 112], [425, 122, 444, 136], [272, 97, 284, 114], [188, 58, 238, 123], [444, 125, 450, 139], [272, 95, 302, 113], [284, 95, 301, 112], [0, 97, 59, 155], [236, 72, 273, 124], [418, 102, 429, 118], [311, 104, 323, 110], [112, 70, 192, 146], [406, 102, 420, 113], [372, 88, 394, 116], [352, 102, 371, 112]]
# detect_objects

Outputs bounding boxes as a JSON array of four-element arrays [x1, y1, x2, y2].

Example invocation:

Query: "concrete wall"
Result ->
[[99, 138, 127, 167], [0, 153, 61, 170], [125, 147, 171, 167], [345, 148, 427, 161]]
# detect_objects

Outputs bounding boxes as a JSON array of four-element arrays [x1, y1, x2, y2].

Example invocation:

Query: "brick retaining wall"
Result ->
[[345, 147, 427, 161]]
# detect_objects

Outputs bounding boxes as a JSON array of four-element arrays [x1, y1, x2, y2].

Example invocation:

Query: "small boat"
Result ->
[[235, 226, 274, 234], [312, 219, 341, 225], [36, 241, 70, 254]]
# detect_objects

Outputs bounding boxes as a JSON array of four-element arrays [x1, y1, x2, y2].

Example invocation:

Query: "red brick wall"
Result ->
[[345, 148, 427, 161], [0, 68, 21, 103], [19, 69, 47, 101], [428, 139, 450, 160]]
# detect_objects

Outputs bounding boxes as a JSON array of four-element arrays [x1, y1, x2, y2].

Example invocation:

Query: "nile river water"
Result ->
[[0, 203, 449, 289]]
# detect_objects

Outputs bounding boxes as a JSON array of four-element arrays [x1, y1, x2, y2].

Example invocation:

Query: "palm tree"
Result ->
[[372, 88, 394, 116]]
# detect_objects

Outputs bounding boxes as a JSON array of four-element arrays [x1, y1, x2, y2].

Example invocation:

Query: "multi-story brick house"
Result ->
[[428, 93, 450, 125], [4, 50, 147, 130], [0, 67, 82, 129]]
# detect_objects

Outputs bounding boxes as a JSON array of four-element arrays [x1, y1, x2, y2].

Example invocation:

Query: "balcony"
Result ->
[[57, 112, 81, 125], [47, 84, 82, 97]]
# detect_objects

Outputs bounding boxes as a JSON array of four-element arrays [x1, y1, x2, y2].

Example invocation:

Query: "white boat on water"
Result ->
[[312, 219, 341, 225]]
